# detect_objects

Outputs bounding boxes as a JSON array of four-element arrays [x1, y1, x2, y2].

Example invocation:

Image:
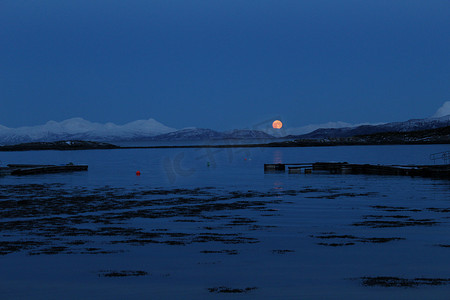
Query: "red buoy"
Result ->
[[136, 171, 141, 176]]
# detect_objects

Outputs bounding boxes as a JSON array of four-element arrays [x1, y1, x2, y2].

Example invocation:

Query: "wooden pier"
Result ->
[[0, 164, 88, 176], [264, 162, 450, 179], [264, 163, 311, 172]]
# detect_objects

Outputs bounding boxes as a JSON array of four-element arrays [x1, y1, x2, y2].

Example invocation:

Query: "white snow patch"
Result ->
[[433, 101, 450, 118]]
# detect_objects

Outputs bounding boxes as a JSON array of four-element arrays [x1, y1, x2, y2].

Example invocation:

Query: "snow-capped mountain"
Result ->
[[289, 115, 450, 139], [0, 118, 275, 145], [0, 118, 176, 145], [1, 112, 449, 145]]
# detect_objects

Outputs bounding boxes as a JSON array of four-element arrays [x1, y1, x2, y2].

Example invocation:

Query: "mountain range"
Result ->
[[286, 115, 450, 139], [0, 118, 275, 145], [0, 114, 449, 145], [150, 128, 274, 141]]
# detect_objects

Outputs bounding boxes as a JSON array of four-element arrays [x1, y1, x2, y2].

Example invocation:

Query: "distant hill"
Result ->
[[268, 125, 450, 147], [150, 128, 274, 141], [351, 125, 450, 144], [287, 115, 450, 139]]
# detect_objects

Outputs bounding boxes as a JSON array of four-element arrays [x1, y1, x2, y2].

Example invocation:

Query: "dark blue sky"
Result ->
[[1, 0, 449, 130]]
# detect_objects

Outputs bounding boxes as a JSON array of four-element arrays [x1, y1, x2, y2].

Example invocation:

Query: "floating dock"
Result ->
[[264, 162, 450, 179], [0, 164, 88, 176]]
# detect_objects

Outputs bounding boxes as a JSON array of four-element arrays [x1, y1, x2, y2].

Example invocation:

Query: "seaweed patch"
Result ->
[[200, 250, 239, 255], [360, 276, 450, 287], [272, 249, 295, 254], [207, 286, 257, 293], [0, 184, 308, 255], [98, 270, 148, 277], [311, 234, 404, 246]]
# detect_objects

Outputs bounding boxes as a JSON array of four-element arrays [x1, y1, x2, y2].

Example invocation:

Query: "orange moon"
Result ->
[[272, 120, 283, 129]]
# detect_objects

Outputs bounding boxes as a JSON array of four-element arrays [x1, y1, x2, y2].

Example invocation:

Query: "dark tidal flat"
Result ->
[[0, 146, 449, 299]]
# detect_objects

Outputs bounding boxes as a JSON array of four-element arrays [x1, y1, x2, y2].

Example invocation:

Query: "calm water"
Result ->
[[0, 145, 449, 299]]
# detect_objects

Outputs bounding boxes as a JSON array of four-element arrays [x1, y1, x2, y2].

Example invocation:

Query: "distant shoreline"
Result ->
[[119, 140, 450, 149]]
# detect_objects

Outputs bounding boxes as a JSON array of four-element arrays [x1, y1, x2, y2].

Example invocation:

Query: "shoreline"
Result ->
[[0, 140, 449, 151], [120, 140, 450, 149]]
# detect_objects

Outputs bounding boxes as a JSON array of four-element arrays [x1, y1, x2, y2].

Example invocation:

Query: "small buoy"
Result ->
[[136, 171, 141, 176], [244, 158, 247, 161], [207, 162, 210, 167]]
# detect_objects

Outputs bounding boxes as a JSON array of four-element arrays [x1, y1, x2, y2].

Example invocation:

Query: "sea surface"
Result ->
[[0, 144, 449, 299]]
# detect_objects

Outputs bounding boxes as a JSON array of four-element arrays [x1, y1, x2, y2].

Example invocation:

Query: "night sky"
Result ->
[[1, 0, 449, 130]]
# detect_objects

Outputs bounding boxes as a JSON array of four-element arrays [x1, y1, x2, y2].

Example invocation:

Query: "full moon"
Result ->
[[272, 120, 283, 129]]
